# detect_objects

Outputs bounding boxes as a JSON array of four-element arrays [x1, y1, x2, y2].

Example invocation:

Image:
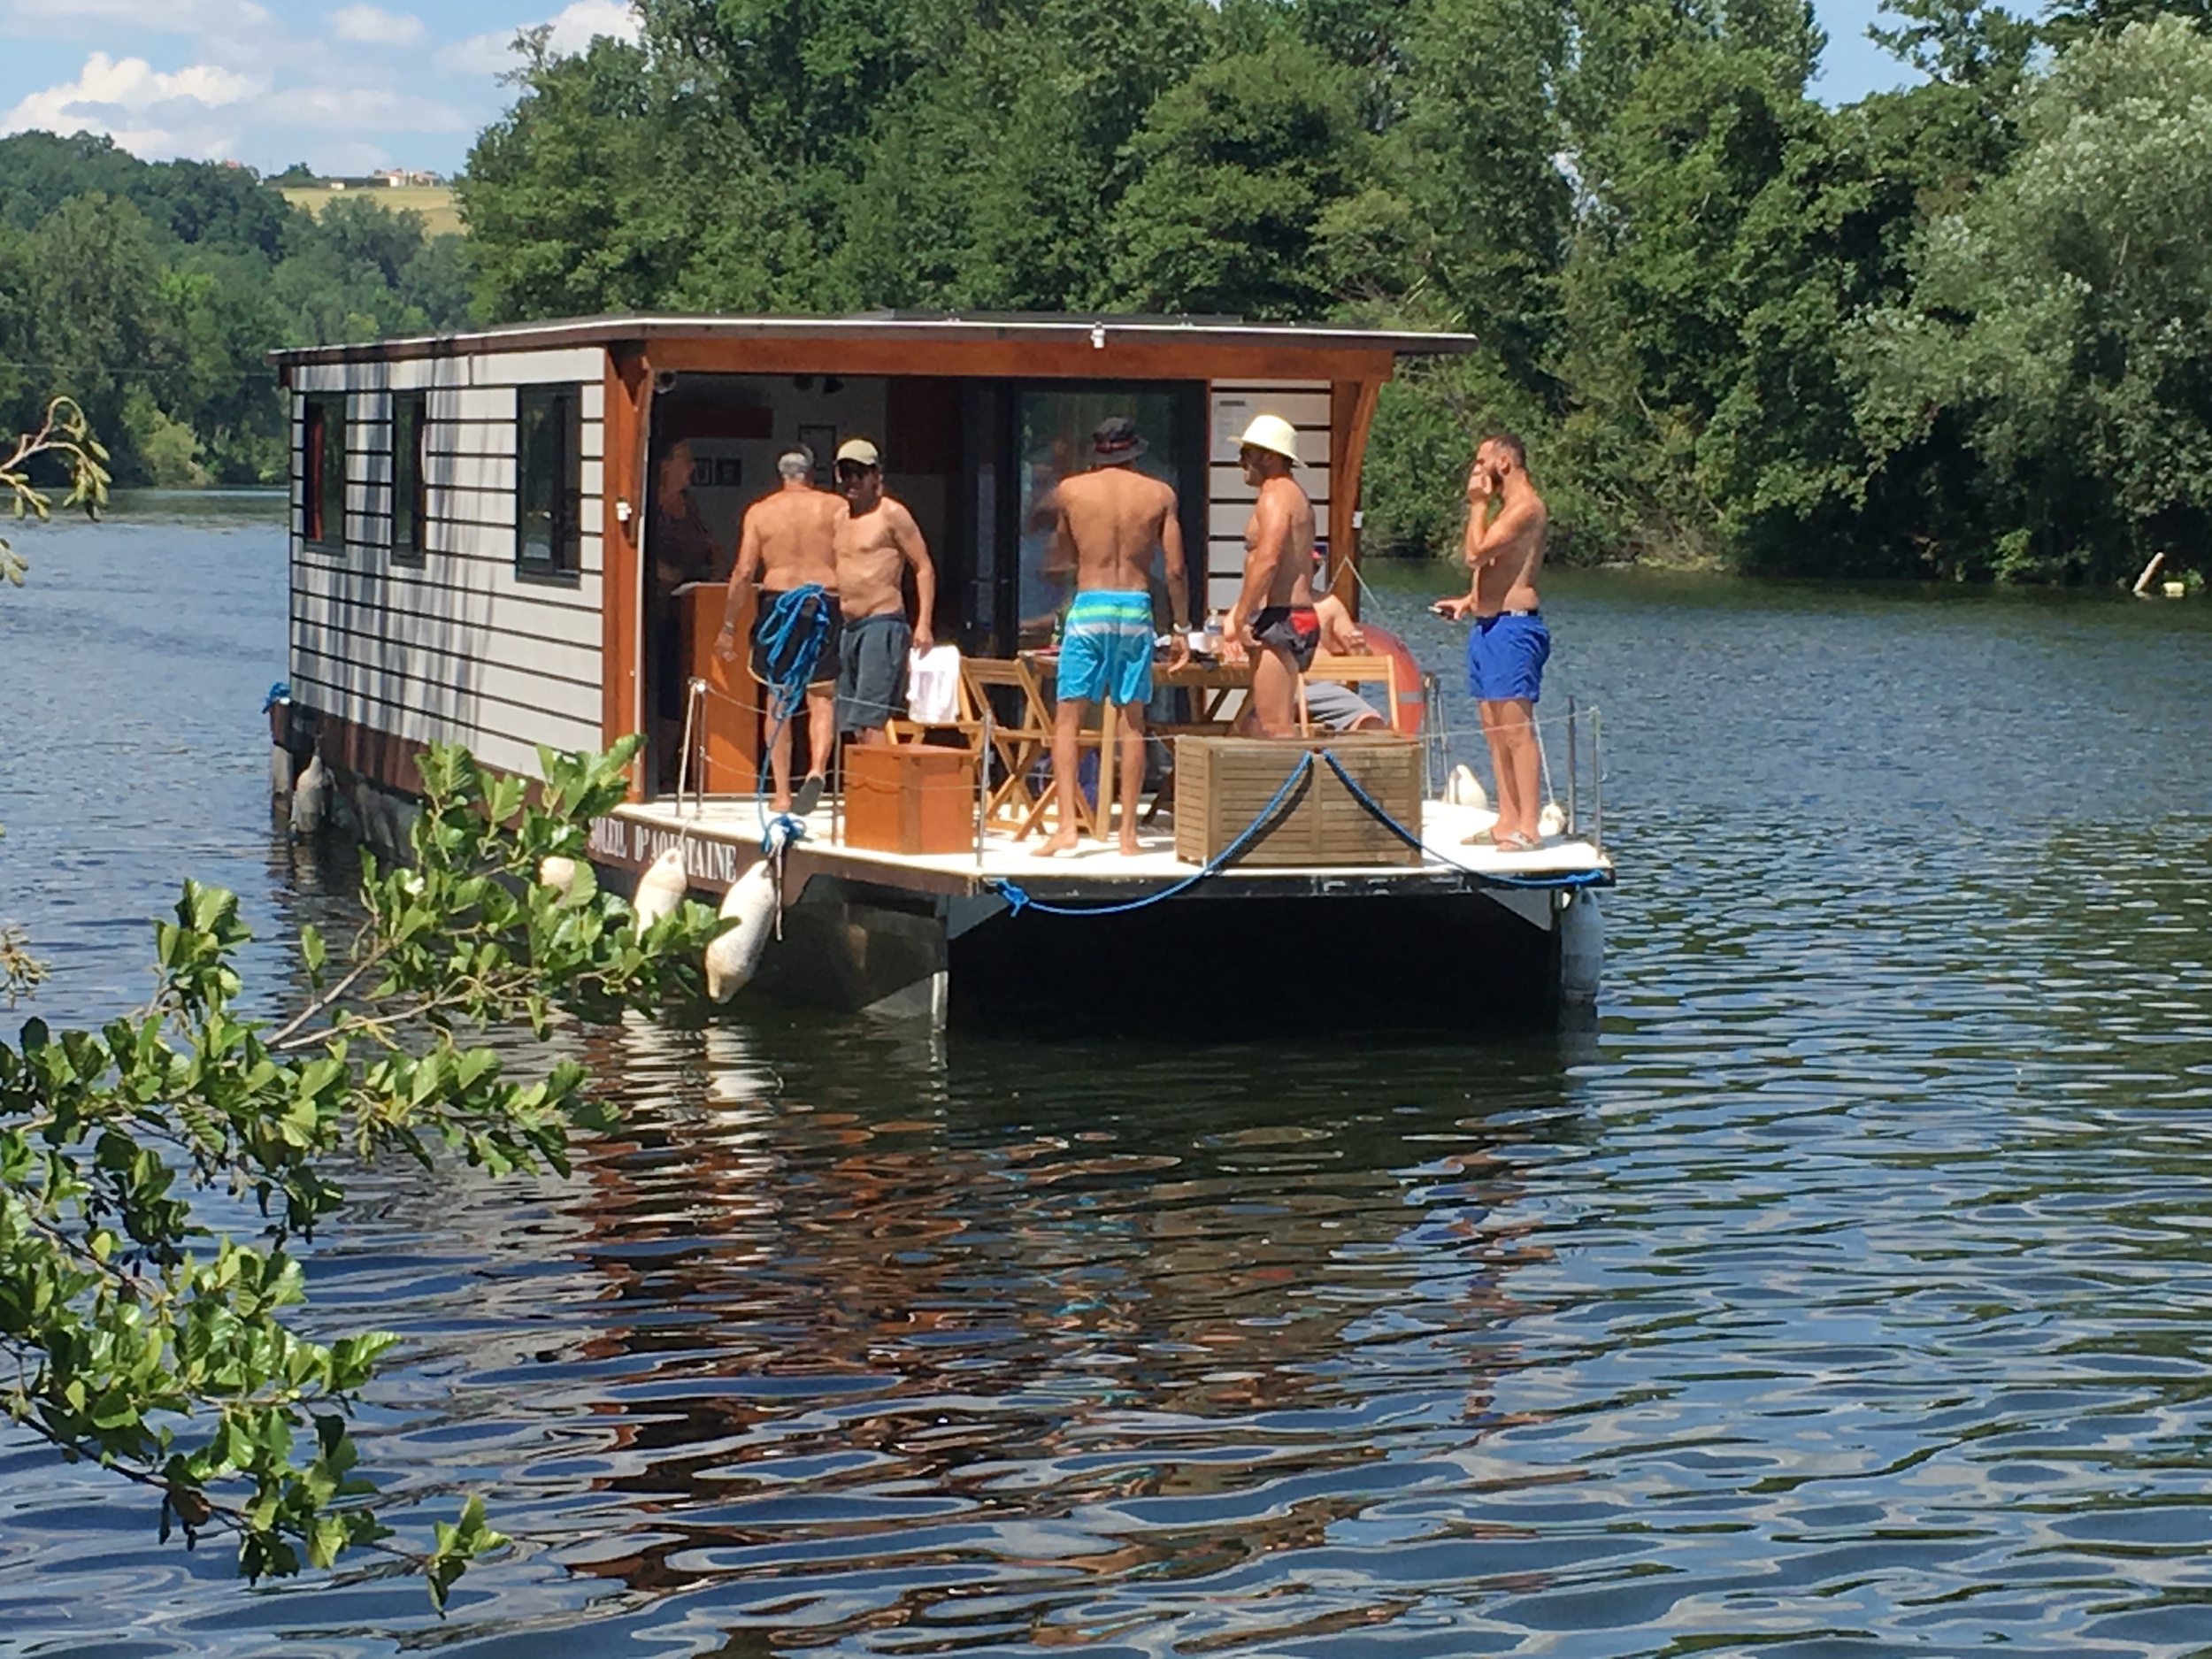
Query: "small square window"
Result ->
[[392, 392, 427, 564], [517, 387, 580, 579], [303, 394, 346, 551]]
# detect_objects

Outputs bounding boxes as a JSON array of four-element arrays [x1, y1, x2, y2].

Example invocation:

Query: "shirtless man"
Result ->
[[1434, 433, 1550, 849], [830, 438, 935, 744], [1041, 416, 1190, 856], [714, 447, 844, 814], [1223, 413, 1318, 737]]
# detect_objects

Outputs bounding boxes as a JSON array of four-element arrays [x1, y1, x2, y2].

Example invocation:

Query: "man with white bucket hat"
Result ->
[[1224, 412, 1320, 737]]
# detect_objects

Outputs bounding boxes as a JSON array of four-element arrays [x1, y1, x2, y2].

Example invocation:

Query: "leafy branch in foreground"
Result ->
[[2, 395, 111, 590], [0, 737, 722, 1608]]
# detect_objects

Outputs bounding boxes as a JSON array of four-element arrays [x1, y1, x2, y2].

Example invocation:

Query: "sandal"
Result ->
[[1492, 830, 1538, 852]]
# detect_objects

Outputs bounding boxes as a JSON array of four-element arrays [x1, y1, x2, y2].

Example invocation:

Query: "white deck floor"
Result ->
[[614, 795, 1610, 887]]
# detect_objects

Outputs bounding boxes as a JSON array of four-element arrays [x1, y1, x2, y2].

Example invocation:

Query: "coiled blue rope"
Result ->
[[992, 751, 1317, 918], [751, 585, 832, 841]]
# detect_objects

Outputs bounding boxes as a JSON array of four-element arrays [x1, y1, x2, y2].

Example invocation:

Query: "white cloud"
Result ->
[[2, 51, 262, 157], [330, 5, 424, 45], [436, 0, 640, 75], [544, 0, 638, 53]]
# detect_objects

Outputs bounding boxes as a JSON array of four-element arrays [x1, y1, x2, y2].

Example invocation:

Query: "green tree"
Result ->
[[1852, 14, 2212, 580], [1102, 36, 1370, 318]]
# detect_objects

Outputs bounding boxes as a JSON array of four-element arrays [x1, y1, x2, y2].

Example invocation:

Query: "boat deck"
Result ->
[[595, 795, 1611, 901]]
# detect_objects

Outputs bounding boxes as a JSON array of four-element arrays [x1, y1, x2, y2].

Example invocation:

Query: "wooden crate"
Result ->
[[843, 743, 979, 856], [1173, 734, 1423, 867]]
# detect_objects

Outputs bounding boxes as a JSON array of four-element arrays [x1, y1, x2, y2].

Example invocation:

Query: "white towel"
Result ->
[[905, 644, 962, 725]]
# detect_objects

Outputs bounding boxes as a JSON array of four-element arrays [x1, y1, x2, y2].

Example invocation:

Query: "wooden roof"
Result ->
[[266, 311, 1480, 368]]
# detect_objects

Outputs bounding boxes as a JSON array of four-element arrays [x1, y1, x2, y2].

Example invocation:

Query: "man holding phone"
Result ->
[[1434, 434, 1549, 849]]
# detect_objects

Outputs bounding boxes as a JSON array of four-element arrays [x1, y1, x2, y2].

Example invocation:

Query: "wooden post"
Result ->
[[603, 350, 647, 796], [1329, 378, 1386, 616]]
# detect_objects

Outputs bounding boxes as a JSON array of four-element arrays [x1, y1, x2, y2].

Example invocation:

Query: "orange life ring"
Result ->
[[1359, 623, 1429, 737]]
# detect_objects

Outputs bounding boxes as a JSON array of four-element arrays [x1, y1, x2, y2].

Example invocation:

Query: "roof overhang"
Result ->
[[265, 311, 1480, 369]]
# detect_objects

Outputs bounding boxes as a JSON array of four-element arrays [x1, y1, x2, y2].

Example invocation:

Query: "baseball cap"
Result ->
[[834, 437, 880, 468]]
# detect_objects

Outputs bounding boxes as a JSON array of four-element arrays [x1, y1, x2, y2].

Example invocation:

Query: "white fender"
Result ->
[[703, 861, 779, 1003], [288, 754, 329, 837], [631, 846, 688, 930], [1445, 763, 1489, 811], [1538, 800, 1565, 840], [1560, 890, 1603, 1005], [538, 854, 579, 895]]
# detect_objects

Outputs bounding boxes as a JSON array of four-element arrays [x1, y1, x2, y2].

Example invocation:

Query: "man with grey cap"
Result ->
[[1224, 412, 1318, 737], [830, 437, 935, 743], [1041, 415, 1190, 856], [715, 445, 843, 814]]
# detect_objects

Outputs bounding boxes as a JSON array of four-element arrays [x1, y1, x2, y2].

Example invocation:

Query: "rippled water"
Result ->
[[5, 499, 2212, 1655]]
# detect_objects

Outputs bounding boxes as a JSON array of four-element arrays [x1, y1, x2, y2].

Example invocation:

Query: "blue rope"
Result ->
[[989, 747, 1609, 921], [993, 751, 1317, 918], [1317, 750, 1610, 892], [751, 585, 832, 837]]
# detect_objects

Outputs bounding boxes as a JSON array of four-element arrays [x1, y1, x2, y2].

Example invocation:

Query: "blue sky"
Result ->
[[0, 0, 1918, 180]]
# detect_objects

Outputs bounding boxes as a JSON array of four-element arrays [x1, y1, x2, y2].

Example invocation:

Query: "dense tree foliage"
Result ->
[[0, 134, 472, 487], [453, 0, 2212, 582]]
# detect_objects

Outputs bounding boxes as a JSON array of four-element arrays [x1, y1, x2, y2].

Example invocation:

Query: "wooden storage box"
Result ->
[[843, 743, 979, 856], [1173, 733, 1423, 867]]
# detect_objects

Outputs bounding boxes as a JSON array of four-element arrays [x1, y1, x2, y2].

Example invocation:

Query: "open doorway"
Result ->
[[641, 373, 964, 795]]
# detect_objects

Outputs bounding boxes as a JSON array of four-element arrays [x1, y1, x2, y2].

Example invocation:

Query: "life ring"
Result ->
[[1358, 623, 1429, 737]]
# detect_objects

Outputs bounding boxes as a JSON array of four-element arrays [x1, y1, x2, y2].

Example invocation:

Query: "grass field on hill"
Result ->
[[280, 185, 464, 236]]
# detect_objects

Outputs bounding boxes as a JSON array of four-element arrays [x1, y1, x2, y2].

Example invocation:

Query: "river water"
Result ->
[[4, 496, 2212, 1656]]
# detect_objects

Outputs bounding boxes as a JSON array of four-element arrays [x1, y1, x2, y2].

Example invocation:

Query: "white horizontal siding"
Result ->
[[289, 623, 603, 726], [467, 347, 605, 387], [1204, 380, 1334, 616], [292, 576, 604, 651], [288, 367, 610, 770], [290, 349, 609, 397], [285, 672, 572, 780]]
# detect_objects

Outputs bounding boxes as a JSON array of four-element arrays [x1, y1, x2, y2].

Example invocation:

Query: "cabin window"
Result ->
[[517, 386, 581, 579], [303, 394, 347, 551], [391, 391, 427, 564]]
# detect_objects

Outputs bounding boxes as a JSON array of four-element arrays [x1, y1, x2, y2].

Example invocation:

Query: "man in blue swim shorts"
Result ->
[[1434, 433, 1551, 850], [1041, 418, 1191, 856]]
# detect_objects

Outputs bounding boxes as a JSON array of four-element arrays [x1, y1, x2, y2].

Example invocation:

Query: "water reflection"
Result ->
[[10, 521, 2212, 1655], [514, 1019, 1568, 1651]]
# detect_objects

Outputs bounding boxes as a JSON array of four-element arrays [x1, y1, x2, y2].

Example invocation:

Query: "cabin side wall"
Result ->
[[288, 348, 609, 784], [1204, 381, 1333, 616]]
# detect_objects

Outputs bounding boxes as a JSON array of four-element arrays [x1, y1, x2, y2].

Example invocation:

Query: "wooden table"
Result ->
[[1024, 651, 1254, 841]]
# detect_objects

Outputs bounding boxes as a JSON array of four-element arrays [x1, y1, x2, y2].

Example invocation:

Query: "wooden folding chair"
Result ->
[[960, 657, 1100, 840], [1298, 653, 1399, 735]]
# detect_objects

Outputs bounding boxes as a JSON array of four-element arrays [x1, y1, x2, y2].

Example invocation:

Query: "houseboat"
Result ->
[[268, 313, 1611, 1033]]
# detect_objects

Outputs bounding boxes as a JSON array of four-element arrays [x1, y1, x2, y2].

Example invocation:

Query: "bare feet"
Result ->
[[1118, 832, 1141, 856], [1039, 827, 1080, 857]]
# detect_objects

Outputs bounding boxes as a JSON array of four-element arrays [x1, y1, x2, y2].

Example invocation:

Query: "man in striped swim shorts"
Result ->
[[1041, 418, 1191, 856]]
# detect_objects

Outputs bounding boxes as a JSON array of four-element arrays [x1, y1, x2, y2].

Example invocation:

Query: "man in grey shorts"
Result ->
[[830, 438, 935, 741]]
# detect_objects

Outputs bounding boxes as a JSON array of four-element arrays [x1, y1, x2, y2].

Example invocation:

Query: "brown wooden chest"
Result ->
[[1172, 734, 1423, 867], [843, 743, 978, 856]]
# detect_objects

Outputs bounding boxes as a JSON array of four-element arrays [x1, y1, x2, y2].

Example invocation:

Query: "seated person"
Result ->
[[1233, 584, 1388, 733]]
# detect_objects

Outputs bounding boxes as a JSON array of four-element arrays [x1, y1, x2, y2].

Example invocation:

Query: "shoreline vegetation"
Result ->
[[6, 1, 2209, 588]]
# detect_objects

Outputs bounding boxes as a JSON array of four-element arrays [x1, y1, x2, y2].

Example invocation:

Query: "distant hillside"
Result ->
[[280, 184, 464, 237]]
